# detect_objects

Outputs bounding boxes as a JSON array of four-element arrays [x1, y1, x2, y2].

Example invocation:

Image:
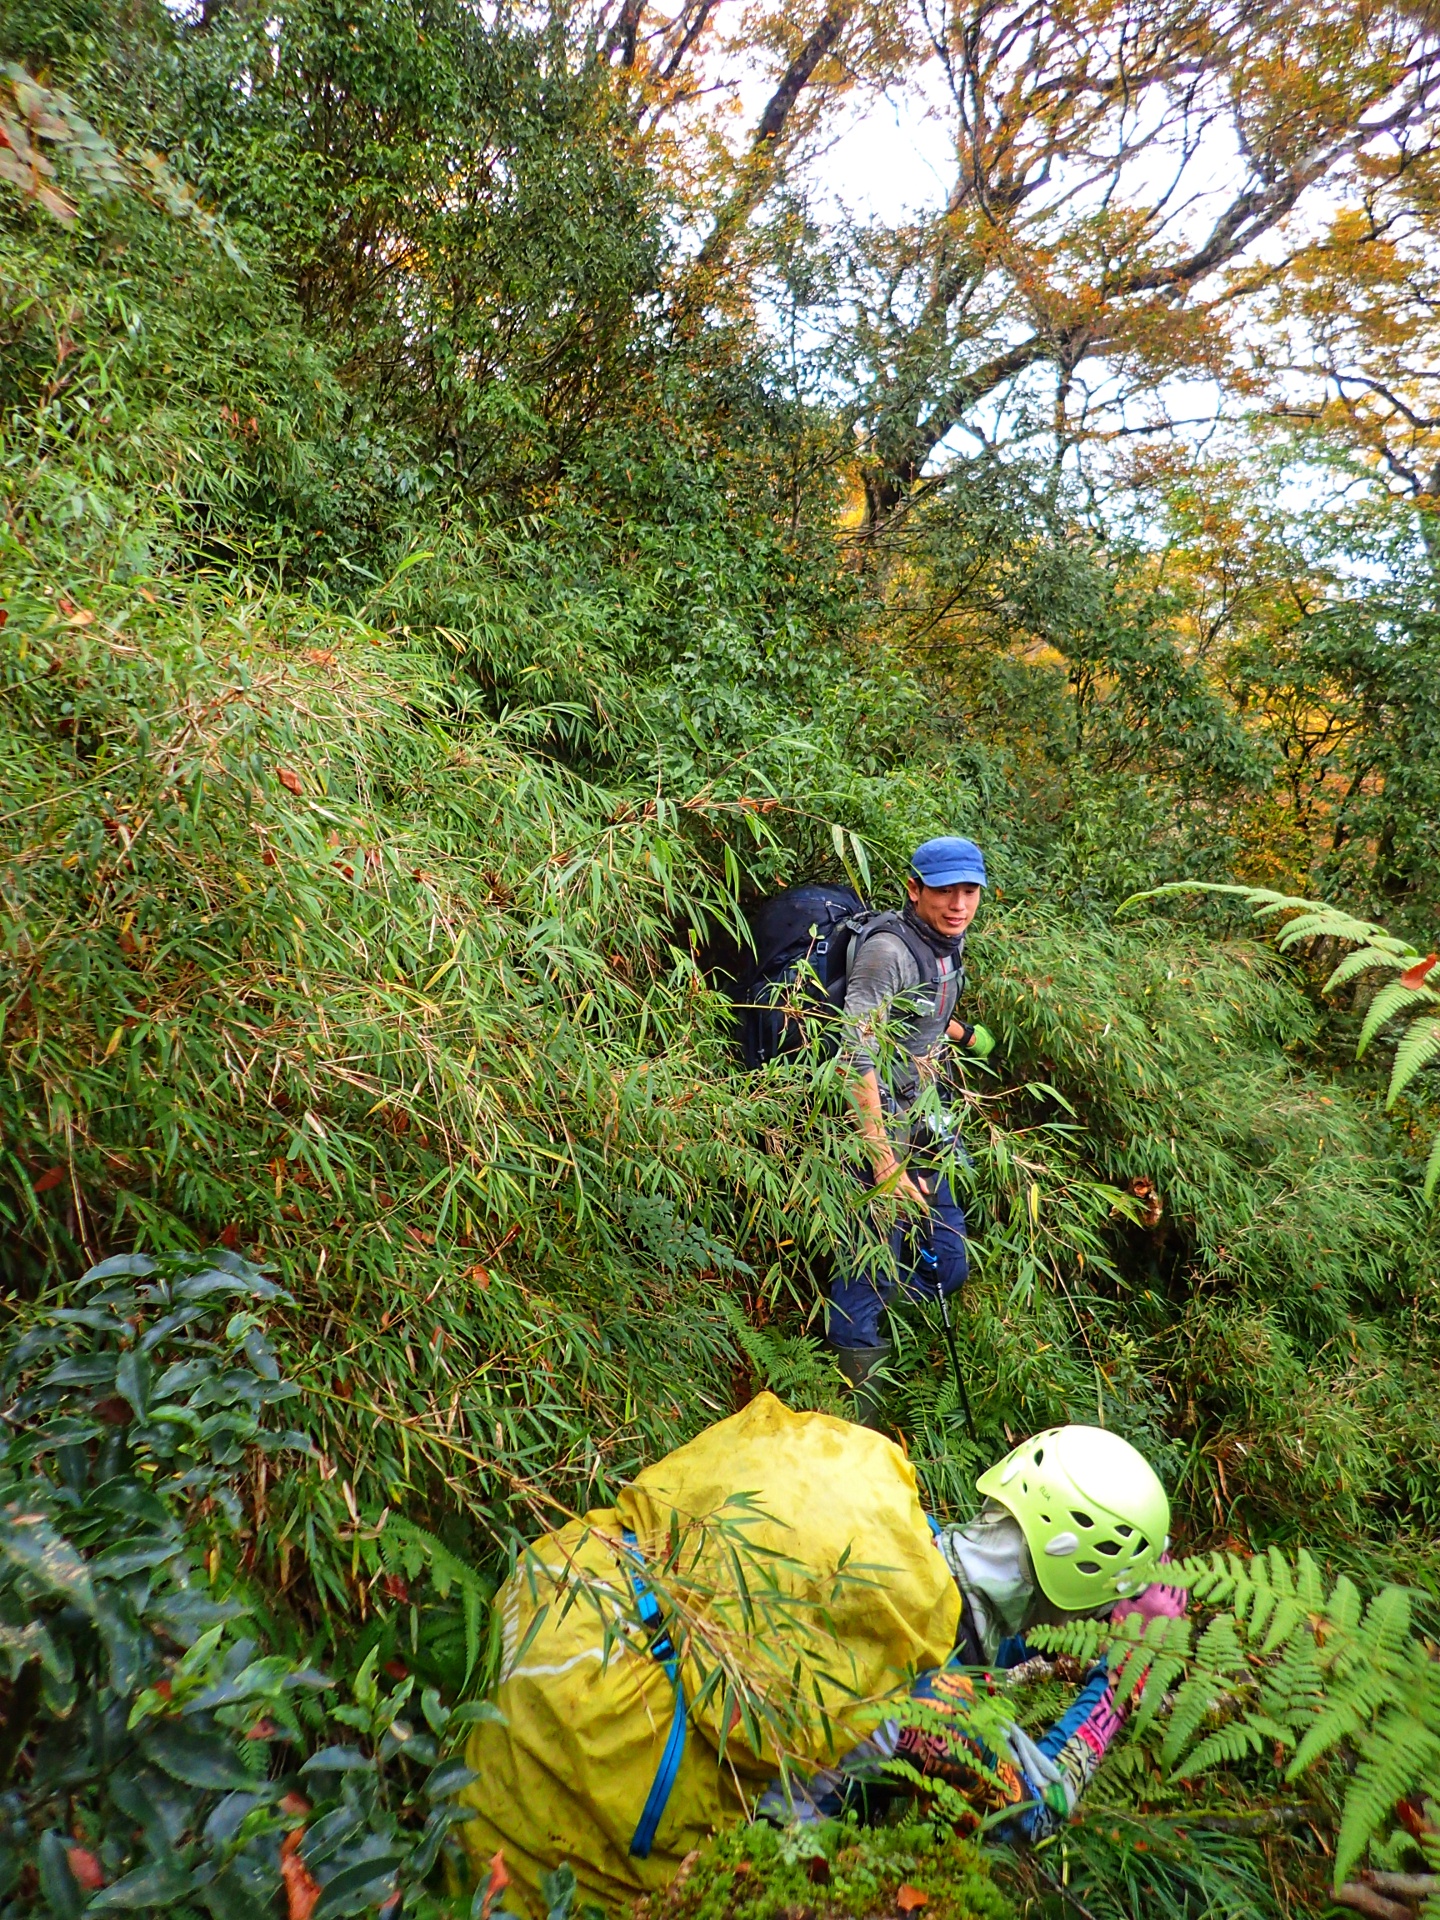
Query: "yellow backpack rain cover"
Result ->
[[457, 1393, 960, 1915]]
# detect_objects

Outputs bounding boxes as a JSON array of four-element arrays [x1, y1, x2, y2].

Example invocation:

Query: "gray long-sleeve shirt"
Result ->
[[841, 927, 962, 1108]]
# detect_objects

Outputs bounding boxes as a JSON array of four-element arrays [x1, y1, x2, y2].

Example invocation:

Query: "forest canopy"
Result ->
[[1, 0, 1439, 1913]]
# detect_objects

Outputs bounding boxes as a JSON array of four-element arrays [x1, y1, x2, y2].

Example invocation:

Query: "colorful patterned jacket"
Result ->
[[760, 1553, 1186, 1841]]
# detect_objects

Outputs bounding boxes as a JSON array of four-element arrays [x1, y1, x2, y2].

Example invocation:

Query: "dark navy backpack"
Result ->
[[733, 884, 941, 1069]]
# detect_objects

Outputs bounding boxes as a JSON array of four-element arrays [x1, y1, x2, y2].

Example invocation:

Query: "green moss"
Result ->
[[638, 1818, 1016, 1920]]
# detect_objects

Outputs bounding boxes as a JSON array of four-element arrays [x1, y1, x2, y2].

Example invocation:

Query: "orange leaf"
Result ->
[[277, 767, 303, 795], [280, 1830, 321, 1920], [1399, 953, 1438, 990], [896, 1887, 929, 1911], [67, 1847, 105, 1891], [32, 1166, 65, 1194], [481, 1851, 511, 1920]]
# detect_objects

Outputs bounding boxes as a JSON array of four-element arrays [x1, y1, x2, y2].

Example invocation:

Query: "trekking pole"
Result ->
[[938, 1286, 978, 1449], [913, 1215, 978, 1448]]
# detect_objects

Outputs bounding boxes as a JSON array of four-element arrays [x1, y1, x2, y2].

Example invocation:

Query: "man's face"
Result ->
[[907, 877, 982, 940]]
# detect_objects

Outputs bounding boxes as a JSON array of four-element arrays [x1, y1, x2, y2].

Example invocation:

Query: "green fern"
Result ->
[[1182, 1557, 1439, 1886], [1030, 1546, 1440, 1889], [1390, 1015, 1440, 1104], [1358, 983, 1440, 1060], [380, 1515, 492, 1684], [1121, 882, 1440, 1197], [1160, 1614, 1252, 1771], [1424, 1129, 1440, 1204], [1325, 945, 1419, 993], [713, 1293, 847, 1412]]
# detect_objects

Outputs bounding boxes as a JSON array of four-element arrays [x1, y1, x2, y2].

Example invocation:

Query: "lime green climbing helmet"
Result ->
[[976, 1425, 1170, 1612]]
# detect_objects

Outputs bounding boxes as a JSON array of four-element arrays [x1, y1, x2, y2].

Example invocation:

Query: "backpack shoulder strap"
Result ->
[[844, 910, 940, 987]]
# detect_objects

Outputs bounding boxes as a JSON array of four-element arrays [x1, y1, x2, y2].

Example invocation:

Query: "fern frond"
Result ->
[[1335, 1718, 1440, 1884], [1120, 882, 1440, 1201], [1424, 1130, 1440, 1204], [1127, 1655, 1190, 1739], [1240, 1551, 1284, 1645], [1357, 982, 1439, 1058], [1260, 1639, 1325, 1741], [1323, 948, 1412, 993], [1145, 1542, 1438, 1890], [1360, 1586, 1415, 1669], [1259, 1594, 1308, 1656], [1327, 1574, 1364, 1637], [386, 1515, 490, 1598], [1288, 1675, 1400, 1775], [1108, 1616, 1190, 1712], [1118, 881, 1315, 916], [1291, 1548, 1328, 1613], [1171, 1548, 1247, 1607], [1272, 909, 1391, 949], [1175, 1718, 1268, 1778], [1160, 1616, 1250, 1768], [1388, 1015, 1440, 1106], [1025, 1617, 1112, 1664]]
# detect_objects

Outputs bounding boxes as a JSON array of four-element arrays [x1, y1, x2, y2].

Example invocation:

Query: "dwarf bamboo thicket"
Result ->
[[2, 0, 1439, 1913]]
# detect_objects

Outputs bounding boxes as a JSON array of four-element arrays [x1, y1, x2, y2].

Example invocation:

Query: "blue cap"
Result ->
[[910, 836, 987, 888]]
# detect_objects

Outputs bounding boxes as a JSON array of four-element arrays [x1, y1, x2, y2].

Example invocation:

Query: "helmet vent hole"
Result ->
[[1096, 1540, 1122, 1556], [1115, 1523, 1134, 1537], [1076, 1561, 1101, 1576], [1033, 1448, 1044, 1465], [1070, 1510, 1094, 1529], [1040, 1514, 1051, 1524], [1130, 1538, 1150, 1557]]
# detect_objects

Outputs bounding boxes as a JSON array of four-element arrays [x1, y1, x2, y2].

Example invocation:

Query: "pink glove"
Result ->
[[1110, 1579, 1186, 1627], [1108, 1564, 1186, 1702]]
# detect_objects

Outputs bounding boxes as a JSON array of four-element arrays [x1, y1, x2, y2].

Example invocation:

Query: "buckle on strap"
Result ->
[[621, 1529, 687, 1859]]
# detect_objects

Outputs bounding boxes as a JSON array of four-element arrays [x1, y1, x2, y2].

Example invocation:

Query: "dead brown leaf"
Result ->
[[280, 1830, 321, 1920]]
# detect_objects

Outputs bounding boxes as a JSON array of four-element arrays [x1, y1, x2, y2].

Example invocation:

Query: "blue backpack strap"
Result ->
[[621, 1529, 687, 1859]]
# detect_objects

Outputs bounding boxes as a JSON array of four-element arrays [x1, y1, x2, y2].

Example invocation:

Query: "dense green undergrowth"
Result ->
[[2, 1, 1439, 1912], [633, 1816, 1014, 1920]]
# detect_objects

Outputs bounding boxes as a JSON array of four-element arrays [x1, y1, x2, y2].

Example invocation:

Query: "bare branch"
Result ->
[[689, 2, 857, 284]]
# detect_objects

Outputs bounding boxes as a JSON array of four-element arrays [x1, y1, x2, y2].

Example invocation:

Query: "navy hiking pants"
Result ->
[[826, 1167, 969, 1349]]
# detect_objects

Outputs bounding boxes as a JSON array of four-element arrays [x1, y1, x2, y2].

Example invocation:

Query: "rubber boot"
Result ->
[[829, 1340, 891, 1430]]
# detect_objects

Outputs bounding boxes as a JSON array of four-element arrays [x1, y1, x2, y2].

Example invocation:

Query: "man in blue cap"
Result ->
[[828, 836, 994, 1416]]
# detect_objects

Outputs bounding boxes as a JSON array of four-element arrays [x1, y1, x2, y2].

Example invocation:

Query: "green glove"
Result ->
[[965, 1023, 997, 1059]]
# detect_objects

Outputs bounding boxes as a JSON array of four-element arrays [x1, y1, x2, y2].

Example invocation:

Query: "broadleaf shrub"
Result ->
[[0, 1250, 480, 1919]]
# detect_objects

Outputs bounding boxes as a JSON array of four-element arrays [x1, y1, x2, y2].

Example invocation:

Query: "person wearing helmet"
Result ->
[[949, 1420, 1175, 1656], [763, 1424, 1186, 1841], [828, 835, 996, 1418]]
